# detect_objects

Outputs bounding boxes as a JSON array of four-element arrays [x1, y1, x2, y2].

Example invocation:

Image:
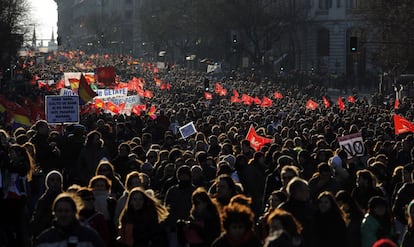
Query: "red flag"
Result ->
[[143, 90, 153, 99], [55, 79, 65, 90], [253, 96, 262, 105], [274, 92, 283, 99], [348, 95, 356, 104], [97, 66, 116, 86], [68, 78, 80, 90], [219, 88, 227, 96], [233, 89, 239, 98], [394, 114, 414, 135], [261, 96, 273, 107], [154, 77, 162, 86], [394, 99, 400, 109], [338, 97, 345, 111], [31, 74, 40, 85], [119, 102, 126, 112], [322, 96, 330, 108], [131, 105, 142, 116], [246, 125, 273, 151], [128, 77, 144, 92], [204, 92, 213, 100], [78, 73, 97, 105], [115, 82, 129, 89], [241, 94, 253, 105], [94, 98, 105, 109], [231, 96, 241, 103], [215, 83, 223, 94], [84, 74, 95, 84], [148, 105, 157, 119], [106, 101, 120, 114], [306, 100, 319, 110], [160, 83, 171, 91], [131, 104, 147, 116]]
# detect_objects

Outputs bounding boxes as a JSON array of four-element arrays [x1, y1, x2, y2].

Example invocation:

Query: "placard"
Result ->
[[179, 122, 197, 139], [46, 96, 79, 123], [337, 133, 365, 159]]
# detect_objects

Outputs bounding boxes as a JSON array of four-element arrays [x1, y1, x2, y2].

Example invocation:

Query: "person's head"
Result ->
[[229, 194, 252, 207], [118, 142, 131, 157], [34, 120, 50, 136], [123, 187, 169, 223], [280, 165, 300, 187], [85, 130, 103, 147], [267, 208, 302, 236], [268, 190, 287, 209], [146, 149, 159, 164], [8, 143, 30, 161], [335, 190, 360, 213], [176, 165, 192, 184], [317, 162, 333, 180], [191, 187, 218, 216], [52, 193, 79, 227], [88, 175, 112, 192], [222, 203, 255, 238], [45, 170, 63, 192], [317, 191, 341, 214], [76, 187, 95, 210], [286, 177, 310, 202], [356, 169, 377, 188], [407, 199, 414, 228], [216, 174, 238, 200], [125, 171, 143, 191], [368, 196, 388, 217], [96, 160, 115, 178]]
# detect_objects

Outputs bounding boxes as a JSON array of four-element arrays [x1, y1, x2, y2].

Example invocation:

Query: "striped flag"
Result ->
[[78, 73, 97, 105]]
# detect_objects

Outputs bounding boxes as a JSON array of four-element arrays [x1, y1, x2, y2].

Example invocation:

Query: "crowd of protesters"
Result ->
[[0, 51, 413, 247]]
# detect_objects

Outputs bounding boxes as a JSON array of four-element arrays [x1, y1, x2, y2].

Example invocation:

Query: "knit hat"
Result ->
[[372, 238, 397, 247]]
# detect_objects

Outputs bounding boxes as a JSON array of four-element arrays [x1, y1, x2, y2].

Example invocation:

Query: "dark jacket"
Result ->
[[35, 221, 105, 247], [30, 190, 62, 238], [211, 231, 262, 247]]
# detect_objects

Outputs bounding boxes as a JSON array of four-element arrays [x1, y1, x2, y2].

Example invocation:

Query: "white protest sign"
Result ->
[[95, 88, 128, 98], [337, 133, 365, 159], [46, 96, 79, 123], [60, 88, 77, 96], [179, 122, 197, 139], [63, 72, 94, 87], [156, 62, 166, 69]]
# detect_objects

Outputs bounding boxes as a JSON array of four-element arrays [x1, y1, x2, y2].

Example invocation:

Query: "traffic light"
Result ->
[[350, 36, 358, 52]]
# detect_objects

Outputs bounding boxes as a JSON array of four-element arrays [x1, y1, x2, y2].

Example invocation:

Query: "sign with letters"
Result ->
[[179, 122, 197, 139], [46, 96, 79, 123], [337, 133, 365, 159]]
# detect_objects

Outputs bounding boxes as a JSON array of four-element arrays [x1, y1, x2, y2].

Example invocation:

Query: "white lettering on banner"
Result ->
[[337, 133, 365, 159], [60, 88, 78, 96], [107, 95, 140, 106], [95, 88, 128, 97], [46, 96, 79, 123]]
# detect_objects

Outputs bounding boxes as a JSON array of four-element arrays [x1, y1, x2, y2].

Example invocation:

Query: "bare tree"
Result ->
[[0, 0, 30, 68]]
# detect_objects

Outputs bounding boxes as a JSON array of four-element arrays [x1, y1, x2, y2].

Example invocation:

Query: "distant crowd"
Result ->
[[0, 52, 413, 247]]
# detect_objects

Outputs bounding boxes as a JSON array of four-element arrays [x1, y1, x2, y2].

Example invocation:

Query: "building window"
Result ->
[[319, 0, 332, 9], [337, 0, 341, 8], [317, 28, 330, 56]]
